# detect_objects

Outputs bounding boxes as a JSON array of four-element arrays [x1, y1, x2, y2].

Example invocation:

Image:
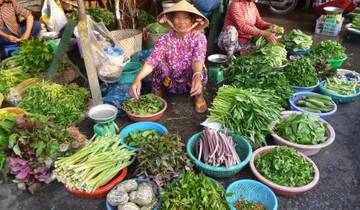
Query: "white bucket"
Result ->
[[104, 47, 125, 66]]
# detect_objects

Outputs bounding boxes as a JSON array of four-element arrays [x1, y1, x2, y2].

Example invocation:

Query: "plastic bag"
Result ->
[[41, 0, 67, 33]]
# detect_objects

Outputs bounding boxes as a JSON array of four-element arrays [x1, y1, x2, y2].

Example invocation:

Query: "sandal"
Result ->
[[195, 98, 208, 113]]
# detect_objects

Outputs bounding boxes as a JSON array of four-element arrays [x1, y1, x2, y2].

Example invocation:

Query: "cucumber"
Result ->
[[305, 99, 326, 108], [296, 100, 306, 106], [308, 94, 332, 101], [300, 107, 322, 113], [307, 95, 333, 106]]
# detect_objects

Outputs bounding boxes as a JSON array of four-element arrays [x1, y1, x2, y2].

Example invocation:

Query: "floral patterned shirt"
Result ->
[[146, 30, 207, 79]]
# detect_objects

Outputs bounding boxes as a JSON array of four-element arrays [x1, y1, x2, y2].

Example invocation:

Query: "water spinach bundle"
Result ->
[[282, 57, 318, 87], [209, 87, 283, 147]]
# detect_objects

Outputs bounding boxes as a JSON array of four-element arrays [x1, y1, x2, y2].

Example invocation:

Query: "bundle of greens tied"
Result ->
[[283, 29, 313, 51], [55, 135, 135, 192], [209, 87, 283, 147]]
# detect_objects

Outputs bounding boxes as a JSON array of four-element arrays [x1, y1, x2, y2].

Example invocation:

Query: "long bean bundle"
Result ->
[[55, 136, 135, 192], [209, 87, 283, 147]]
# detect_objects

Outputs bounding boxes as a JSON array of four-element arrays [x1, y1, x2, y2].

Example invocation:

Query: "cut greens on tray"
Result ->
[[284, 29, 313, 50], [124, 129, 161, 148], [209, 87, 283, 147], [255, 146, 315, 187], [122, 93, 164, 115], [275, 113, 327, 145], [136, 133, 193, 187], [160, 171, 229, 210], [224, 55, 292, 107], [18, 80, 89, 126], [282, 57, 318, 87], [311, 40, 347, 60], [196, 128, 241, 168]]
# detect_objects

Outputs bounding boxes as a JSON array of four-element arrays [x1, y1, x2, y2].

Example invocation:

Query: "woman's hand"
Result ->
[[7, 35, 21, 43], [190, 73, 202, 97], [130, 80, 141, 99], [261, 30, 277, 44]]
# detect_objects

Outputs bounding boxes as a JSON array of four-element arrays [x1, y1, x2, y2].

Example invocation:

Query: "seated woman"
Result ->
[[313, 0, 358, 16], [130, 0, 209, 113], [0, 0, 41, 46], [217, 0, 278, 56]]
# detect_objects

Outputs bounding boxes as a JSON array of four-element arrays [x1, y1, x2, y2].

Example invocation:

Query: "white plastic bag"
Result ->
[[41, 0, 67, 33]]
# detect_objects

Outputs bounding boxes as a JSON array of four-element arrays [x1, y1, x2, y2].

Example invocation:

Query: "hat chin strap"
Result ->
[[159, 15, 205, 33]]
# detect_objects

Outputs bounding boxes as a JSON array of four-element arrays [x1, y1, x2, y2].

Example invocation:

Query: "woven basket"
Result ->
[[110, 29, 142, 57]]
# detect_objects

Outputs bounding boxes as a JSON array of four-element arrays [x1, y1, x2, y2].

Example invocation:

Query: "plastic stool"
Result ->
[[3, 44, 19, 57]]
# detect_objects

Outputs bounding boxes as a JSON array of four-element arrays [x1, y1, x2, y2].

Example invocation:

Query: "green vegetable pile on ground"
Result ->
[[283, 57, 318, 87], [14, 39, 53, 73], [124, 129, 161, 147], [19, 80, 89, 126], [351, 14, 360, 29], [275, 113, 327, 145], [122, 93, 164, 115], [311, 56, 336, 79], [284, 29, 313, 50], [161, 171, 228, 210], [255, 43, 287, 68], [136, 133, 193, 187], [209, 87, 283, 147], [137, 10, 156, 29], [55, 135, 135, 192], [255, 146, 315, 187], [296, 94, 334, 113], [224, 55, 292, 107], [0, 110, 17, 169], [311, 40, 347, 60], [324, 77, 359, 95], [147, 22, 171, 34], [0, 68, 30, 95], [66, 8, 116, 29]]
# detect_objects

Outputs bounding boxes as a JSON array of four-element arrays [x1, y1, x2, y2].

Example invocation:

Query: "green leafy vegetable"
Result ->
[[14, 39, 53, 73], [284, 29, 313, 50], [136, 133, 193, 187], [254, 43, 287, 68], [66, 8, 116, 29], [311, 40, 346, 60], [147, 22, 171, 34], [255, 146, 315, 187], [161, 172, 229, 210], [19, 80, 89, 126], [137, 10, 156, 29], [351, 14, 360, 29], [124, 129, 161, 147], [0, 68, 30, 95], [234, 199, 266, 210], [311, 56, 336, 79], [275, 113, 327, 145], [282, 57, 318, 87], [209, 87, 283, 147], [122, 93, 164, 115]]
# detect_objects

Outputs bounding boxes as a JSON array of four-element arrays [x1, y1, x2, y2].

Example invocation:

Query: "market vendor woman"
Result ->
[[130, 0, 209, 113], [0, 0, 41, 46]]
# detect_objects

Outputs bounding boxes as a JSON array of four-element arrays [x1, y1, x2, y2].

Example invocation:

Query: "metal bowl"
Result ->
[[207, 54, 227, 64], [88, 104, 118, 122], [323, 6, 344, 14]]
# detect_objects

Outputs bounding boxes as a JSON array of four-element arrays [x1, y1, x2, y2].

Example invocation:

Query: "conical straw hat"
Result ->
[[157, 0, 209, 31]]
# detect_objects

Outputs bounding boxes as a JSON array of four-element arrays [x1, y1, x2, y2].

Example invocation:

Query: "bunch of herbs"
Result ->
[[124, 129, 161, 148], [209, 87, 283, 147], [122, 93, 164, 115], [255, 146, 315, 187], [311, 40, 347, 60], [136, 133, 193, 187], [282, 57, 318, 87], [0, 68, 30, 95]]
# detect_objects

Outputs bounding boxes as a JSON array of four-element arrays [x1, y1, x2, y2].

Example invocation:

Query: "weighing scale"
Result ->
[[88, 104, 119, 137]]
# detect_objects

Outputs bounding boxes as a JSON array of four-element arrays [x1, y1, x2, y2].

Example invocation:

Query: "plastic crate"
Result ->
[[315, 16, 343, 36]]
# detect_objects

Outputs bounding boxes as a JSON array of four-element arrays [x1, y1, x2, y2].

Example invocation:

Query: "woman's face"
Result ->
[[172, 12, 194, 34]]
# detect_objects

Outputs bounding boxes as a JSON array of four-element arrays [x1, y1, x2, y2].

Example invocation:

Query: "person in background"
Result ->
[[217, 0, 280, 56], [129, 0, 209, 113], [0, 0, 41, 46], [313, 0, 359, 16]]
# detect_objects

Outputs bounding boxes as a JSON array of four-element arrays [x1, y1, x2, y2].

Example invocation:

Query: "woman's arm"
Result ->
[[190, 33, 207, 97], [21, 15, 34, 40], [130, 63, 153, 98], [190, 61, 203, 96]]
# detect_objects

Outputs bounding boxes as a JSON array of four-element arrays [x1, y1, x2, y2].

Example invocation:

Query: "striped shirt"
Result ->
[[222, 0, 271, 44], [0, 0, 31, 36]]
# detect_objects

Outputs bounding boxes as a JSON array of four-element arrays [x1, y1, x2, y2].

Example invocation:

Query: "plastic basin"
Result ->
[[329, 55, 347, 69], [319, 80, 360, 103], [118, 62, 142, 84], [270, 111, 336, 156], [226, 179, 278, 210], [292, 80, 319, 93], [249, 146, 320, 196], [186, 131, 252, 178], [105, 178, 160, 210], [125, 96, 167, 122], [119, 121, 168, 151], [289, 91, 337, 120]]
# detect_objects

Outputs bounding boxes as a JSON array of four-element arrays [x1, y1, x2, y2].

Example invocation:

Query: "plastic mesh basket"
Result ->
[[186, 131, 252, 178], [226, 179, 278, 210]]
